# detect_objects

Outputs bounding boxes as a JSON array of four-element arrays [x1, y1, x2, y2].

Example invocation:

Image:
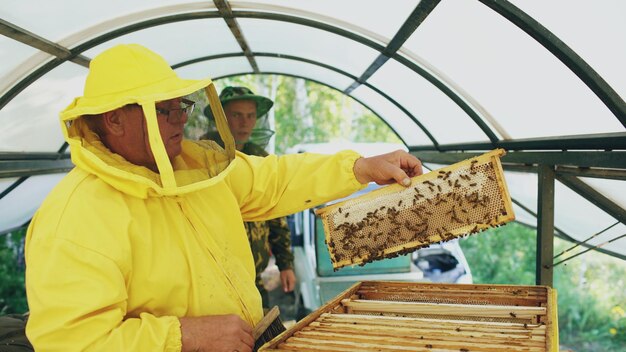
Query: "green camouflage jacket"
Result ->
[[241, 142, 294, 287]]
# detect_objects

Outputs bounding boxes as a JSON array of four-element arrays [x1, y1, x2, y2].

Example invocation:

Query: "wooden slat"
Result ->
[[358, 281, 548, 294], [280, 334, 545, 352], [342, 299, 546, 319], [304, 323, 545, 344], [297, 328, 545, 348], [316, 314, 546, 337], [357, 291, 547, 306], [320, 312, 545, 330]]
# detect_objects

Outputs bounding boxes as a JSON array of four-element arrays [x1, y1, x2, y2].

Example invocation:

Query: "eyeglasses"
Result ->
[[156, 98, 195, 123]]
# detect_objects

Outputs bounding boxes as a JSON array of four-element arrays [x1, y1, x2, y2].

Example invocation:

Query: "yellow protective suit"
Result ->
[[24, 44, 365, 351]]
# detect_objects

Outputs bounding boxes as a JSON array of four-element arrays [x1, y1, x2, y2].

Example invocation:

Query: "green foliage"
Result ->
[[459, 222, 536, 285], [460, 222, 626, 351], [0, 229, 28, 315]]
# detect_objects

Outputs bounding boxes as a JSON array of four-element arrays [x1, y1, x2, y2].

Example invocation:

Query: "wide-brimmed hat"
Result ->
[[59, 44, 236, 190], [60, 44, 214, 121], [204, 86, 273, 119]]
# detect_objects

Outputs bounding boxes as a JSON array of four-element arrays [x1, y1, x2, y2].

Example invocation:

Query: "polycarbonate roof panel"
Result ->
[[0, 173, 66, 233], [0, 178, 19, 194], [175, 57, 252, 80], [0, 62, 87, 152], [255, 57, 354, 92], [350, 85, 432, 146], [0, 36, 38, 85], [579, 177, 626, 210], [0, 0, 199, 42], [511, 0, 626, 99], [82, 19, 240, 66], [504, 171, 540, 220], [403, 0, 623, 140], [555, 180, 626, 256], [368, 59, 489, 145], [230, 0, 416, 42], [238, 18, 379, 78]]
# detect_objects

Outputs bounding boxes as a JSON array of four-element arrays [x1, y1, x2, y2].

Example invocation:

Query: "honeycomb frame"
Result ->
[[315, 149, 515, 269]]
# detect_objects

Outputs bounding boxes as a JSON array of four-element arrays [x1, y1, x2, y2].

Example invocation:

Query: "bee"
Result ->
[[509, 312, 517, 318]]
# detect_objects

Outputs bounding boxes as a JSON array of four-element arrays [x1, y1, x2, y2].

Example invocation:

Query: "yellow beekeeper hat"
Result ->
[[59, 44, 235, 188]]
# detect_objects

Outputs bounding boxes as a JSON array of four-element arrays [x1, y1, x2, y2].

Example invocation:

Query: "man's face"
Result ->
[[114, 98, 187, 170], [224, 99, 257, 148]]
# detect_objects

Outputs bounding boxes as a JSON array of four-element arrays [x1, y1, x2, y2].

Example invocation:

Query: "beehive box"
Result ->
[[316, 149, 515, 269], [259, 281, 558, 352]]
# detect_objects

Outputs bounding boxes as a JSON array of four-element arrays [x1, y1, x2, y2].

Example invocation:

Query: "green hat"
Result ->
[[204, 86, 274, 119]]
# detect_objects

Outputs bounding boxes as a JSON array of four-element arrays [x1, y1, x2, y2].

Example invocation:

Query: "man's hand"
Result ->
[[280, 269, 296, 293], [180, 314, 254, 352], [353, 150, 423, 186]]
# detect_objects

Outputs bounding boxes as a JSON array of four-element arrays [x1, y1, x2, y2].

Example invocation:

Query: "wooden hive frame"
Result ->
[[316, 149, 515, 269], [259, 281, 558, 352]]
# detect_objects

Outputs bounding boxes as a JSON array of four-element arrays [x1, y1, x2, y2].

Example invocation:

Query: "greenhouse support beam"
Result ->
[[345, 0, 441, 92], [0, 19, 90, 67], [555, 166, 626, 181], [478, 164, 626, 181], [214, 0, 259, 73], [412, 151, 626, 169], [0, 176, 27, 200], [558, 175, 626, 225], [0, 159, 74, 178], [409, 132, 626, 152], [537, 164, 555, 287]]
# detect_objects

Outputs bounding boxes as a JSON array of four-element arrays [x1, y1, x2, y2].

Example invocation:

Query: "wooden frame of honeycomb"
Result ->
[[315, 149, 515, 269], [259, 281, 558, 352]]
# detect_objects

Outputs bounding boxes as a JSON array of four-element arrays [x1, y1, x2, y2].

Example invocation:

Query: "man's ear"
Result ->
[[101, 109, 125, 136]]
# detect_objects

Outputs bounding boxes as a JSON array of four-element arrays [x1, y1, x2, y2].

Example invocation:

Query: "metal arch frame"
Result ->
[[0, 7, 492, 147], [210, 70, 405, 145], [228, 10, 501, 144], [0, 0, 623, 141], [1, 2, 622, 143], [172, 52, 440, 147]]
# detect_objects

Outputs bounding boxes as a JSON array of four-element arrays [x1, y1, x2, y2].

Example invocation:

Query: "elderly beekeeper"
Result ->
[[24, 44, 423, 352]]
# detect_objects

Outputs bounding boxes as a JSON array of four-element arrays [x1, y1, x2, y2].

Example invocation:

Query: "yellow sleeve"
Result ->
[[25, 235, 182, 352], [225, 150, 366, 221]]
